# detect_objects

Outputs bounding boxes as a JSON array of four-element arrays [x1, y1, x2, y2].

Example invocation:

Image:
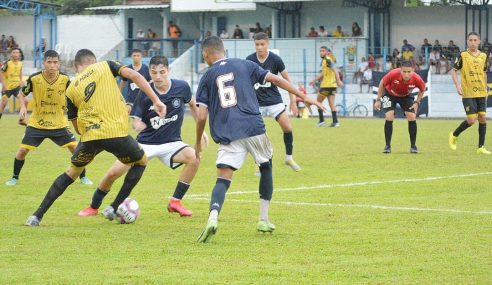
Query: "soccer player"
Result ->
[[78, 55, 206, 217], [25, 49, 166, 226], [195, 36, 325, 243], [5, 50, 92, 186], [246, 32, 300, 171], [0, 47, 23, 119], [374, 61, 425, 154], [448, 32, 490, 154], [119, 49, 150, 112], [309, 46, 343, 127]]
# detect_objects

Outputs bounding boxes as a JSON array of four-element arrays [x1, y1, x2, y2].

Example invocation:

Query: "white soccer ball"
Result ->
[[116, 198, 141, 224]]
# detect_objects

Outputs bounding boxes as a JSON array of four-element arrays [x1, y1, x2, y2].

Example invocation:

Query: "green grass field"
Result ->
[[0, 114, 491, 284]]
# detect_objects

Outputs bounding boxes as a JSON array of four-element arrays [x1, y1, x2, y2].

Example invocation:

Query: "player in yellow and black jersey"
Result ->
[[26, 49, 166, 226], [449, 32, 490, 154], [0, 47, 23, 119], [5, 50, 92, 186], [309, 46, 343, 127]]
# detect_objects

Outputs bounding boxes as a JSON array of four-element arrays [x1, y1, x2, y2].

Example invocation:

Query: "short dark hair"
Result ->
[[130, 49, 142, 55], [10, 47, 20, 53], [320, 46, 331, 52], [401, 61, 412, 68], [149, 55, 169, 68], [74, 49, 96, 66], [43, 50, 59, 60], [253, 32, 269, 41], [468, 31, 480, 38], [202, 36, 224, 53]]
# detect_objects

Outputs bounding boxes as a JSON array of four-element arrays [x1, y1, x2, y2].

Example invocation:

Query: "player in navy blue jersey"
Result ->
[[119, 49, 151, 112], [246, 32, 301, 172], [196, 36, 325, 243], [78, 55, 207, 218]]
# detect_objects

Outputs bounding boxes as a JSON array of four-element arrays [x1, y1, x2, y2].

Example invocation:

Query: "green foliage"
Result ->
[[47, 0, 124, 15], [0, 116, 491, 284]]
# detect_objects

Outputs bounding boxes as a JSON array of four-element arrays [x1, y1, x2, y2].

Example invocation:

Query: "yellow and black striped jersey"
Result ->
[[320, 56, 337, 88], [454, 50, 488, 98], [66, 61, 128, 142], [1, 60, 22, 90], [21, 71, 70, 129]]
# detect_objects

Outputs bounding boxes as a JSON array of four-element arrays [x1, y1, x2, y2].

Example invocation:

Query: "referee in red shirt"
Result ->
[[374, 61, 426, 153]]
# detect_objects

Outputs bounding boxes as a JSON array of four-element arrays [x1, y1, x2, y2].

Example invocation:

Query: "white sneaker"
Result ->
[[5, 178, 18, 186]]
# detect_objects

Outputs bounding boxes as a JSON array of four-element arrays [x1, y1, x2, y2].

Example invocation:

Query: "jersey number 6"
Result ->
[[216, 72, 237, 108]]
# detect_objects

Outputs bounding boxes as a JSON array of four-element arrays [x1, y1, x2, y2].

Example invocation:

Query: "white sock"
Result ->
[[209, 209, 218, 221], [285, 155, 293, 161], [259, 198, 270, 221]]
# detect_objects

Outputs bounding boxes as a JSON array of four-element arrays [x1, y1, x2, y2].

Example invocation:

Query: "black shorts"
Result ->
[[21, 127, 77, 149], [319, 87, 337, 96], [462, 97, 486, 116], [2, 86, 21, 98], [382, 92, 415, 113], [71, 135, 145, 167]]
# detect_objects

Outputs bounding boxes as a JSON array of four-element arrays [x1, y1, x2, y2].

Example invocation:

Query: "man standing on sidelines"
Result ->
[[448, 32, 490, 154], [374, 61, 425, 154], [195, 36, 325, 243], [246, 32, 300, 171], [119, 49, 151, 112], [0, 47, 23, 119]]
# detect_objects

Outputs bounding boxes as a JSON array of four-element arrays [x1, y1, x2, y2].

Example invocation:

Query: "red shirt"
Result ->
[[383, 68, 425, 97]]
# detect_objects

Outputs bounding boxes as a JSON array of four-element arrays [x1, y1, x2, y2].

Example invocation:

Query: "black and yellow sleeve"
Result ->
[[107, 61, 125, 77], [453, 54, 463, 70], [21, 76, 33, 96], [66, 96, 78, 120], [1, 61, 8, 72]]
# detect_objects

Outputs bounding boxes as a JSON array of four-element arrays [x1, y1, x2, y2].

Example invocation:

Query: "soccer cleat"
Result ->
[[197, 219, 218, 243], [285, 159, 301, 171], [410, 146, 419, 154], [257, 220, 276, 233], [330, 122, 340, 128], [167, 199, 193, 217], [317, 121, 326, 127], [382, 145, 391, 154], [25, 215, 40, 226], [5, 178, 18, 186], [78, 206, 98, 217], [476, 146, 491, 155], [448, 132, 458, 151], [80, 177, 93, 185], [254, 170, 261, 177], [103, 206, 117, 221]]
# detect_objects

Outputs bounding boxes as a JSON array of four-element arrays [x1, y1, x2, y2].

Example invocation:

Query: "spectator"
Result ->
[[354, 57, 367, 84], [146, 28, 158, 56], [429, 49, 442, 74], [420, 38, 432, 65], [232, 25, 244, 39], [307, 27, 318, 37], [219, 29, 229, 39], [318, 26, 328, 37], [35, 38, 47, 54], [352, 22, 362, 37], [368, 52, 376, 70], [444, 40, 460, 73], [401, 39, 416, 68], [253, 22, 263, 33], [296, 82, 310, 118], [332, 26, 345, 37], [205, 31, 212, 38], [6, 36, 18, 52], [432, 39, 443, 56], [391, 48, 401, 69], [167, 21, 182, 57], [265, 25, 272, 38], [136, 29, 146, 54], [0, 35, 8, 61], [360, 62, 372, 93]]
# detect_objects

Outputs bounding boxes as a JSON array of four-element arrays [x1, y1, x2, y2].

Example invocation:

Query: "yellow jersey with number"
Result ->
[[1, 60, 22, 90], [454, 50, 488, 98], [320, 56, 337, 88]]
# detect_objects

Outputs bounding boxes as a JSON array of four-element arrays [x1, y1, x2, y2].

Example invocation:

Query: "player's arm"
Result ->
[[280, 69, 297, 114], [266, 73, 326, 112], [19, 66, 23, 87], [331, 65, 344, 87], [0, 63, 6, 92], [66, 96, 80, 135], [18, 76, 32, 119], [451, 55, 463, 96], [374, 79, 386, 111], [188, 97, 209, 147], [195, 104, 208, 159], [309, 71, 323, 86]]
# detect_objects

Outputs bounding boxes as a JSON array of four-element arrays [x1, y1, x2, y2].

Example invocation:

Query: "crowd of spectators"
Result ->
[[306, 22, 363, 38], [0, 35, 19, 61]]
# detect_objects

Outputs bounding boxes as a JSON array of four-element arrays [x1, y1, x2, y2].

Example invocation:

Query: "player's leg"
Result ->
[[66, 143, 92, 185], [0, 94, 10, 119], [403, 98, 418, 153], [449, 98, 477, 150], [476, 98, 490, 154], [316, 93, 326, 126], [327, 91, 339, 127], [276, 108, 300, 171], [381, 95, 396, 153], [6, 147, 29, 186]]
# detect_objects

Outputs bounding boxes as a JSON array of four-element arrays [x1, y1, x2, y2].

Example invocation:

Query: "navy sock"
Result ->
[[172, 181, 190, 200], [90, 188, 108, 209], [33, 173, 74, 219], [283, 132, 293, 156], [13, 158, 25, 179], [384, 120, 393, 146], [259, 161, 273, 201], [110, 164, 146, 210], [479, 123, 486, 147], [453, 120, 471, 137], [408, 120, 417, 147], [209, 178, 231, 213]]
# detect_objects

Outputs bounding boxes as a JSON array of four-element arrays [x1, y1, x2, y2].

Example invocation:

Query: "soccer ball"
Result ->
[[116, 198, 141, 224]]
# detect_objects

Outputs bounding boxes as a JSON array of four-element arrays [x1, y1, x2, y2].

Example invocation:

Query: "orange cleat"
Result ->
[[167, 200, 192, 217], [78, 207, 98, 217]]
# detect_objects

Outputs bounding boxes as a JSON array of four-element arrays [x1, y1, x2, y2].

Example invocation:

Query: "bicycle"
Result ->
[[336, 96, 369, 117]]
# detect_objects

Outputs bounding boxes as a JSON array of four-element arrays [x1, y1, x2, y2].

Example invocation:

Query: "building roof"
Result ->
[[85, 4, 169, 11]]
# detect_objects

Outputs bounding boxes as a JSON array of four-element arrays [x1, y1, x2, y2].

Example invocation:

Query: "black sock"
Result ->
[[33, 173, 74, 219], [408, 120, 417, 147], [209, 178, 231, 213], [384, 120, 393, 146], [332, 111, 338, 123], [172, 181, 190, 200], [110, 165, 146, 210], [259, 160, 273, 200], [90, 188, 108, 209], [318, 109, 324, 122], [283, 132, 293, 156], [13, 158, 25, 179], [453, 120, 471, 137], [0, 113, 2, 119], [79, 168, 87, 178], [479, 122, 486, 147]]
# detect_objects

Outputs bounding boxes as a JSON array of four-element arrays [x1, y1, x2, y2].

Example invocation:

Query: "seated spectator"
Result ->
[[232, 25, 244, 39], [136, 29, 147, 54], [432, 40, 442, 57], [253, 22, 263, 33], [354, 57, 368, 84], [391, 48, 401, 69], [318, 26, 328, 37], [219, 29, 229, 39], [429, 49, 442, 74], [444, 40, 460, 73], [352, 22, 362, 37], [360, 63, 372, 93], [420, 38, 432, 64], [401, 39, 417, 68], [146, 28, 158, 56], [307, 27, 318, 37], [332, 25, 345, 37], [368, 52, 376, 70]]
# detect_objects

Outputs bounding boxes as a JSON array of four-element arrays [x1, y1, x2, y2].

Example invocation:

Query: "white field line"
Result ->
[[187, 171, 492, 198], [186, 197, 492, 215]]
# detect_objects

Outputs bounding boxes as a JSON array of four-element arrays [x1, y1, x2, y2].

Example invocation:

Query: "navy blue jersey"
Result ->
[[122, 64, 151, 105], [196, 58, 268, 145], [246, 51, 285, 106], [131, 79, 191, 145]]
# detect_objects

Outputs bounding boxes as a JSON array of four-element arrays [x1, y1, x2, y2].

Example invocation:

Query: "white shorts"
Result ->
[[140, 141, 189, 169], [216, 133, 273, 170], [259, 103, 286, 119]]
